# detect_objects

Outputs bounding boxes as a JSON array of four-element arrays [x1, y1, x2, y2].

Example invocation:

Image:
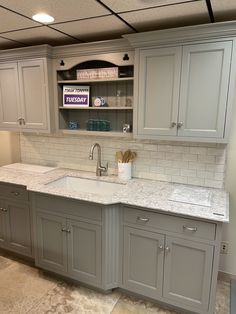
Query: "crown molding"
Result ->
[[123, 21, 236, 48], [0, 44, 53, 62]]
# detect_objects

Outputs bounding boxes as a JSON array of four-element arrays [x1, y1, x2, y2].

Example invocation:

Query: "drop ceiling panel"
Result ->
[[102, 0, 198, 12], [0, 0, 110, 24], [0, 6, 39, 33], [120, 1, 210, 31], [211, 0, 236, 22], [52, 16, 133, 41], [0, 37, 25, 49], [2, 26, 79, 46]]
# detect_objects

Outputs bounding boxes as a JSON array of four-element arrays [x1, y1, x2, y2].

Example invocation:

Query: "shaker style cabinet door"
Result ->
[[35, 212, 68, 273], [137, 46, 182, 137], [18, 59, 48, 131], [178, 41, 232, 138], [67, 219, 102, 286], [123, 226, 165, 299], [5, 201, 32, 257], [0, 63, 21, 129], [163, 236, 214, 312]]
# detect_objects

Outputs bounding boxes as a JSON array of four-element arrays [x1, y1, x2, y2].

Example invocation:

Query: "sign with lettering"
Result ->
[[63, 86, 90, 107]]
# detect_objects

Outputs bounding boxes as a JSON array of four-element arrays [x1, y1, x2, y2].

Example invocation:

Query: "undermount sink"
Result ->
[[46, 176, 123, 196]]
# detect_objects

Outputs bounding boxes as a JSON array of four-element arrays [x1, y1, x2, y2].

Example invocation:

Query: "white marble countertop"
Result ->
[[0, 165, 229, 223]]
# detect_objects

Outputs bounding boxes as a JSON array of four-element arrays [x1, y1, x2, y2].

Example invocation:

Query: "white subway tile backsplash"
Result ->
[[20, 134, 227, 189]]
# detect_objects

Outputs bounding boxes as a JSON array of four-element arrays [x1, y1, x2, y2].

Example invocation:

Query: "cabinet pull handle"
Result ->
[[61, 228, 67, 232], [165, 246, 170, 253], [17, 118, 23, 125], [11, 191, 20, 196], [66, 229, 71, 233], [177, 122, 183, 128], [183, 225, 197, 232], [22, 118, 26, 125], [171, 122, 177, 128], [137, 217, 149, 223]]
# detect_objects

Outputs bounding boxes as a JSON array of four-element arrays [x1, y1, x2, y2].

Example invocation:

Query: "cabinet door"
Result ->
[[123, 226, 165, 299], [178, 41, 232, 138], [67, 219, 102, 286], [163, 236, 214, 311], [0, 63, 21, 129], [137, 47, 181, 137], [18, 59, 48, 131], [0, 200, 7, 248], [5, 201, 32, 257], [35, 212, 67, 273]]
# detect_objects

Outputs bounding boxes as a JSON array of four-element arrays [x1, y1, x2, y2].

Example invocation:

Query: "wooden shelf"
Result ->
[[57, 77, 134, 84], [61, 129, 133, 138], [59, 106, 133, 110]]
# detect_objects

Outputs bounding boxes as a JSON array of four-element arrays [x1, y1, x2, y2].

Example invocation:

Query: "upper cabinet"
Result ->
[[135, 40, 233, 142], [0, 46, 54, 133]]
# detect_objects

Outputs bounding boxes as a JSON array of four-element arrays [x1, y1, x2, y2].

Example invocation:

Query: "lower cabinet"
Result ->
[[122, 207, 218, 314], [163, 236, 214, 310], [123, 227, 164, 299], [35, 211, 102, 287], [0, 199, 32, 257]]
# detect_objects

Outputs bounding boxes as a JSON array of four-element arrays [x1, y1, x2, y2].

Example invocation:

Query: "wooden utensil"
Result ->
[[123, 150, 130, 163], [116, 151, 123, 163]]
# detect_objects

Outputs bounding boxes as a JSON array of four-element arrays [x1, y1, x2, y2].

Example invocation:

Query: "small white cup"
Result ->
[[118, 162, 132, 180]]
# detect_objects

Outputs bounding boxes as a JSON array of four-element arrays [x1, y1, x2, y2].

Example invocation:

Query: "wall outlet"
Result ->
[[220, 241, 229, 254]]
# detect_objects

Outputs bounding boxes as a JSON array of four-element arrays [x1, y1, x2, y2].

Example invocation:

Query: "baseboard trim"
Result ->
[[218, 271, 236, 282]]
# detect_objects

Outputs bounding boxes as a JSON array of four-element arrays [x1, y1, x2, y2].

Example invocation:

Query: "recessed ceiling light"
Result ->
[[32, 13, 55, 24]]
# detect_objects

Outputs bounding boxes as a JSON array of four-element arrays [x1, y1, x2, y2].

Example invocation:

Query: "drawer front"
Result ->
[[0, 183, 29, 202], [123, 206, 216, 241], [34, 193, 102, 222]]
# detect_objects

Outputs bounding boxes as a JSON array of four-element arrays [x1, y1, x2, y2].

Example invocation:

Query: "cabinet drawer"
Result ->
[[123, 207, 216, 241], [34, 193, 102, 222], [0, 183, 29, 202]]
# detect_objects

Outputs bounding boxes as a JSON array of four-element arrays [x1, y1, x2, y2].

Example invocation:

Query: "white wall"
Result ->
[[0, 131, 20, 165], [220, 104, 236, 276]]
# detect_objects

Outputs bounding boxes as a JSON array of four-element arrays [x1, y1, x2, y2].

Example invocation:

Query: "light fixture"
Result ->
[[32, 13, 55, 24]]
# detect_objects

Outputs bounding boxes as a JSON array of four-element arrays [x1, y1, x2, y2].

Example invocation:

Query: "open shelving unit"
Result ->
[[56, 59, 134, 136]]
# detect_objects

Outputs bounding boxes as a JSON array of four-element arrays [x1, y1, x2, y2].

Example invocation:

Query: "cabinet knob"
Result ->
[[171, 122, 177, 128], [1, 208, 7, 212], [183, 225, 197, 232], [177, 122, 183, 128], [17, 118, 23, 125], [61, 228, 67, 232], [11, 191, 20, 196], [165, 246, 170, 253], [159, 245, 164, 251], [137, 216, 149, 223], [66, 229, 71, 233]]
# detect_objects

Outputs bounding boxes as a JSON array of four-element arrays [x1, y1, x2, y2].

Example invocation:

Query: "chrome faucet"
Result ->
[[89, 143, 108, 176]]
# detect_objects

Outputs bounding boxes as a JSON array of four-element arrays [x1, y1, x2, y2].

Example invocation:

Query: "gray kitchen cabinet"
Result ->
[[163, 236, 214, 312], [135, 41, 233, 142], [33, 194, 104, 288], [123, 226, 165, 299], [178, 41, 232, 138], [35, 212, 102, 286], [137, 46, 182, 137], [0, 63, 21, 129], [0, 183, 32, 257], [122, 206, 219, 314], [0, 58, 52, 132], [35, 211, 68, 273], [67, 219, 102, 286]]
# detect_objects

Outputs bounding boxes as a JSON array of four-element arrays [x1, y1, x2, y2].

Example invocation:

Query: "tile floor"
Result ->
[[0, 253, 230, 314]]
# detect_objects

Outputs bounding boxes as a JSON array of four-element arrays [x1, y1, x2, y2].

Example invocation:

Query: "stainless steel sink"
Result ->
[[46, 176, 123, 196]]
